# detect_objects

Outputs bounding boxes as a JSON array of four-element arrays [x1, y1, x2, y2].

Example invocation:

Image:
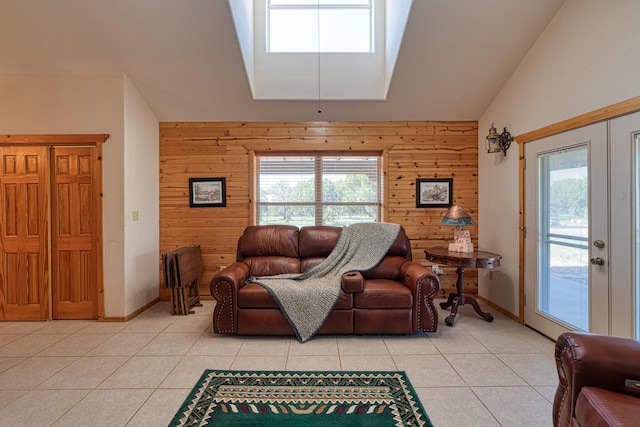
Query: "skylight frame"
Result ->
[[229, 0, 413, 100], [266, 0, 374, 54]]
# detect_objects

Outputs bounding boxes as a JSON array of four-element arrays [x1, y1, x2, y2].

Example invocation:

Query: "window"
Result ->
[[267, 0, 373, 53], [256, 154, 381, 227]]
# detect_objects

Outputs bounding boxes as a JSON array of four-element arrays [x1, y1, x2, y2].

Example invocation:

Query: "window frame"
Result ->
[[253, 151, 384, 226]]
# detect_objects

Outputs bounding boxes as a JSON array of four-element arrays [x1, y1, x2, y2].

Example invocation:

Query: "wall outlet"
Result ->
[[220, 265, 226, 270], [431, 265, 444, 275], [131, 210, 139, 221]]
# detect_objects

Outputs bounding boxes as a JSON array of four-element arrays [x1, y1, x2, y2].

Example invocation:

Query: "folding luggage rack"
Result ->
[[162, 245, 203, 315]]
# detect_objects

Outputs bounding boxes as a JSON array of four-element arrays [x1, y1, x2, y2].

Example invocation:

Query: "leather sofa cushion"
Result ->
[[238, 308, 354, 335], [244, 256, 300, 276], [237, 225, 299, 259], [238, 283, 353, 310], [238, 283, 277, 308], [354, 308, 412, 334], [387, 228, 411, 258], [575, 386, 640, 427], [355, 279, 413, 309], [299, 226, 342, 258], [363, 256, 406, 280], [238, 309, 296, 335], [300, 257, 324, 273]]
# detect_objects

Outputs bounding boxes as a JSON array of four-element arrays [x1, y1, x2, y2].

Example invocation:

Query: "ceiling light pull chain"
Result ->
[[317, 0, 322, 113]]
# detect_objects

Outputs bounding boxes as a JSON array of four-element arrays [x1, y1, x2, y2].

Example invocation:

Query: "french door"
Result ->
[[609, 112, 640, 338], [524, 113, 640, 339]]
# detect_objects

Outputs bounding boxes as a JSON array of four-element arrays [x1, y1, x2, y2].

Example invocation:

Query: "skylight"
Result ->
[[267, 0, 373, 53], [229, 0, 413, 100]]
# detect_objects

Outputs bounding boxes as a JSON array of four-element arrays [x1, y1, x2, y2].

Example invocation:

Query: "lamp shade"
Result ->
[[441, 205, 475, 226]]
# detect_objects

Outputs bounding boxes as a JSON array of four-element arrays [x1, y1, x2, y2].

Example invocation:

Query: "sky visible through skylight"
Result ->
[[268, 0, 373, 53]]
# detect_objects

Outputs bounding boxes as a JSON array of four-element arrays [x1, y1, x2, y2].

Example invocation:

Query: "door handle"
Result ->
[[590, 257, 605, 266]]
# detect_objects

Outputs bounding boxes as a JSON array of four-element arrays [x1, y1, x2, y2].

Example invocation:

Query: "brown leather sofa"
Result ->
[[553, 332, 640, 427], [209, 224, 440, 337]]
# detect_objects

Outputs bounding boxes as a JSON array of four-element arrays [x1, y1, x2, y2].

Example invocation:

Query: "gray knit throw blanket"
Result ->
[[250, 222, 401, 343]]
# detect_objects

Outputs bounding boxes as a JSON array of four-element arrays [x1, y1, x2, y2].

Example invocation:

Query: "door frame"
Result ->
[[517, 96, 640, 324], [0, 134, 108, 320]]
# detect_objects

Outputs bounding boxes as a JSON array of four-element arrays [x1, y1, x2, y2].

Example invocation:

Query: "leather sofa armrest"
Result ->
[[553, 332, 640, 427], [341, 271, 363, 293], [209, 262, 250, 334], [399, 261, 440, 297], [399, 261, 440, 332]]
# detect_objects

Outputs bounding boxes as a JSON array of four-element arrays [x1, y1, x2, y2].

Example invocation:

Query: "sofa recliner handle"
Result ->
[[626, 379, 640, 392]]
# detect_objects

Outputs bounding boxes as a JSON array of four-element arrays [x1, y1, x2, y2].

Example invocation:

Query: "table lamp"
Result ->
[[441, 205, 475, 253]]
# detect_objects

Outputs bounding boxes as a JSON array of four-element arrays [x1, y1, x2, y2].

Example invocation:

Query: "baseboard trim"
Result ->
[[99, 297, 161, 322], [476, 295, 522, 324]]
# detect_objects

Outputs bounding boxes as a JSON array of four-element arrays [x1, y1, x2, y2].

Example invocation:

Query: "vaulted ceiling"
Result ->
[[0, 0, 565, 121]]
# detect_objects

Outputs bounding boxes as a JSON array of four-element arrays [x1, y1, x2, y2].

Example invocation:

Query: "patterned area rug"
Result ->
[[169, 370, 432, 426]]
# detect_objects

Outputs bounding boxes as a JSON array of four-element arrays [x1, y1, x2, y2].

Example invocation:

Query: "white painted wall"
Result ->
[[385, 0, 413, 96], [123, 76, 160, 315], [478, 0, 640, 316], [0, 73, 159, 318], [228, 0, 255, 95]]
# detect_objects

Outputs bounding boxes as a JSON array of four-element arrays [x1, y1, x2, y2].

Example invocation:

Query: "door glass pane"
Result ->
[[538, 146, 589, 331], [636, 134, 640, 339]]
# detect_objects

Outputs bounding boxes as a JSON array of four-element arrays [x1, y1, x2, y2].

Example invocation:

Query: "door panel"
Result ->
[[525, 123, 609, 338], [610, 111, 640, 338], [51, 147, 99, 319], [525, 113, 640, 339], [0, 147, 50, 320]]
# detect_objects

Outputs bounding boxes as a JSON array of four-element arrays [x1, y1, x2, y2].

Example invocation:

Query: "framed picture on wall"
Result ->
[[189, 177, 226, 207], [416, 178, 453, 208]]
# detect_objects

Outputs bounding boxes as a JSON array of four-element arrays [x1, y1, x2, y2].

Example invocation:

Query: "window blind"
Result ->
[[256, 154, 381, 227]]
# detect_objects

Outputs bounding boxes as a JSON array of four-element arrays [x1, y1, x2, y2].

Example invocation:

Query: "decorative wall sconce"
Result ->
[[485, 123, 513, 156]]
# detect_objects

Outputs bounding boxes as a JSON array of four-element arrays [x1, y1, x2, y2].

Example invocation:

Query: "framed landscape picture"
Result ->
[[189, 177, 226, 207], [416, 178, 453, 208]]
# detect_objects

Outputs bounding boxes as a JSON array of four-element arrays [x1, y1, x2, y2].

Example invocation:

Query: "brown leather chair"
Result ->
[[553, 332, 640, 427]]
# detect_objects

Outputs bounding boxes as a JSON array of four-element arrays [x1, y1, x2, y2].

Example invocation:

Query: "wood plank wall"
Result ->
[[159, 121, 479, 300]]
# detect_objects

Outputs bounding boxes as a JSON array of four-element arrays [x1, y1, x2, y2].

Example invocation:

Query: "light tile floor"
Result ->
[[0, 299, 558, 426]]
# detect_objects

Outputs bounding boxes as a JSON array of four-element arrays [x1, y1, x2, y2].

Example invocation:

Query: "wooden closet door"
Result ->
[[0, 146, 50, 320], [51, 147, 99, 319]]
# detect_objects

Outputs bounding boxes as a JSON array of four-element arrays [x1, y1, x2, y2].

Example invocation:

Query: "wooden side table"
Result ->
[[424, 247, 502, 326]]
